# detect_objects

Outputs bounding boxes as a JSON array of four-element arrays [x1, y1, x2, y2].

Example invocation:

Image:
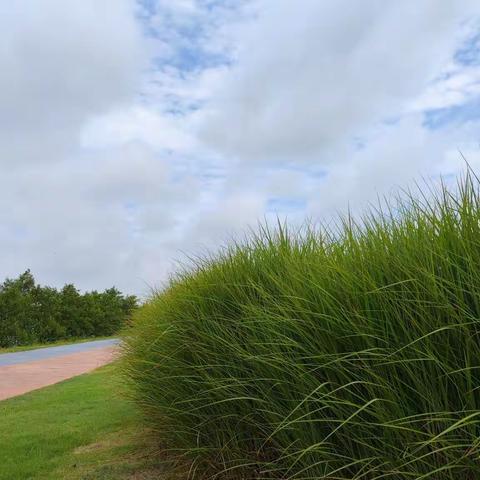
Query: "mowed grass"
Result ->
[[122, 172, 480, 479], [0, 365, 164, 480]]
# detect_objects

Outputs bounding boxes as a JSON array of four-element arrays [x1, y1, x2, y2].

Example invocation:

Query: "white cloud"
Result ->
[[0, 0, 143, 165], [81, 106, 196, 153], [200, 0, 480, 161], [2, 0, 480, 296], [411, 65, 480, 112], [0, 142, 196, 294]]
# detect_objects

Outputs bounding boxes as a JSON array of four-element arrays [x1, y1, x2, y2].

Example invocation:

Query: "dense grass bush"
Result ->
[[123, 173, 480, 479], [0, 271, 137, 347]]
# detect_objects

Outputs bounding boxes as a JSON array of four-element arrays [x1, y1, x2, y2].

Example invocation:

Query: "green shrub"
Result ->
[[122, 172, 480, 479]]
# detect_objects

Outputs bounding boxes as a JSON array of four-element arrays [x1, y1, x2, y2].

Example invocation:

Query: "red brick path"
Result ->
[[0, 346, 117, 401]]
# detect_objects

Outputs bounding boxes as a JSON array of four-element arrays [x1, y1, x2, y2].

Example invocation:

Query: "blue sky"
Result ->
[[1, 0, 480, 295]]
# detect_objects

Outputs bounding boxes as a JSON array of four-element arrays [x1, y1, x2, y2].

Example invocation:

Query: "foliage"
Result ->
[[0, 271, 137, 347], [123, 172, 480, 479]]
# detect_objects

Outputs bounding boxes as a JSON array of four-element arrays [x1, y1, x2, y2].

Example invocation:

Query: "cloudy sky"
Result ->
[[2, 0, 480, 296]]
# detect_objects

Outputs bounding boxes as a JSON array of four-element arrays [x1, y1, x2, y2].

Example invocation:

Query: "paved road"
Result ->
[[0, 344, 118, 401], [0, 338, 120, 367]]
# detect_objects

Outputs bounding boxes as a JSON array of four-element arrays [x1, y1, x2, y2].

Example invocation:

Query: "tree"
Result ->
[[0, 271, 138, 347]]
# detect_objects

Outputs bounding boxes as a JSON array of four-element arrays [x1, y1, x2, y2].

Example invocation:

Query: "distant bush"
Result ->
[[123, 172, 480, 479], [0, 271, 137, 347]]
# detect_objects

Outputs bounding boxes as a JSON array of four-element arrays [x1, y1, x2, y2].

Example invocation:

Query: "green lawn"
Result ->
[[0, 365, 166, 480], [0, 336, 115, 354]]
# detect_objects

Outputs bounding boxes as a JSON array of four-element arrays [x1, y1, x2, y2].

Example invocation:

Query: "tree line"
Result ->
[[0, 270, 137, 348]]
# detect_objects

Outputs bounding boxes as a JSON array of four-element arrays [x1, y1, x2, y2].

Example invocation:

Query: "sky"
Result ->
[[2, 0, 480, 296]]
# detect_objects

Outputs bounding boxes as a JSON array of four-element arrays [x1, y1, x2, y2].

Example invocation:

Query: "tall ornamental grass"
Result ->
[[122, 173, 480, 479]]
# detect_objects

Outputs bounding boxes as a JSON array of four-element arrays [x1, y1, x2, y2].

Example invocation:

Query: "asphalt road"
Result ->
[[0, 339, 120, 367]]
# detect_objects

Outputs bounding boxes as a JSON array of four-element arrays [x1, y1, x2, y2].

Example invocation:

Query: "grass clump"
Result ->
[[122, 172, 480, 479]]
